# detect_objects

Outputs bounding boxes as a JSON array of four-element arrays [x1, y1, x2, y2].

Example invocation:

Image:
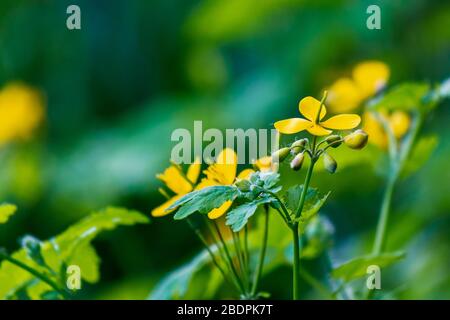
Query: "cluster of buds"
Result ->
[[271, 129, 368, 174]]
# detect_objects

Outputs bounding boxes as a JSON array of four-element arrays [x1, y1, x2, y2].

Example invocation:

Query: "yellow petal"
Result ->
[[186, 157, 201, 184], [299, 96, 327, 122], [274, 118, 311, 134], [320, 114, 361, 130], [151, 195, 183, 217], [207, 200, 233, 219], [306, 124, 332, 136], [326, 78, 363, 113], [363, 112, 387, 149], [156, 166, 192, 195], [237, 168, 255, 180], [389, 111, 410, 138], [254, 156, 272, 172], [195, 178, 218, 190], [203, 148, 237, 185], [353, 61, 390, 98]]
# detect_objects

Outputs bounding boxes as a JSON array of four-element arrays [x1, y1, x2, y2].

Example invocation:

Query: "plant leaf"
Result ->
[[226, 197, 275, 232], [0, 203, 17, 224], [370, 83, 430, 111], [173, 186, 239, 220], [331, 251, 406, 282], [0, 207, 149, 299], [402, 135, 438, 177], [284, 185, 330, 219]]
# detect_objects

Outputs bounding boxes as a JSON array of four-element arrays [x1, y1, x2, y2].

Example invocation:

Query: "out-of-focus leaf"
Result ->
[[148, 250, 211, 300], [0, 207, 149, 299], [331, 251, 406, 282], [226, 197, 275, 232], [172, 186, 239, 220], [0, 203, 17, 224], [402, 135, 438, 177], [20, 235, 46, 268], [370, 83, 430, 112]]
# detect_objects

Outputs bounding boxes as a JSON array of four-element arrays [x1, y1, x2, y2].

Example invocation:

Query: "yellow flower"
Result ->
[[0, 82, 44, 146], [198, 148, 254, 219], [151, 159, 201, 217], [274, 96, 361, 136], [327, 61, 390, 113], [363, 110, 411, 149], [253, 156, 272, 172]]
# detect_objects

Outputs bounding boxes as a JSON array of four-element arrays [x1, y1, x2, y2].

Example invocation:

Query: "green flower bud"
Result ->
[[323, 152, 337, 174], [272, 147, 290, 163], [290, 139, 307, 155], [235, 179, 251, 192], [290, 152, 305, 171], [325, 135, 342, 148], [344, 129, 368, 150]]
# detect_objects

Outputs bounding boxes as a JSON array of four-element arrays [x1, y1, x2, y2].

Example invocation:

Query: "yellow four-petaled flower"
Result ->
[[274, 96, 361, 136]]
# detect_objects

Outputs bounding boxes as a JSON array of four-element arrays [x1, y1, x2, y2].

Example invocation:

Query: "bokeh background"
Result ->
[[0, 0, 449, 299]]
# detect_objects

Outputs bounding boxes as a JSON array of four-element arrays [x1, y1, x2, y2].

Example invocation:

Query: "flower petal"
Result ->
[[363, 112, 387, 149], [203, 148, 237, 185], [254, 156, 272, 172], [151, 195, 183, 217], [299, 96, 327, 122], [156, 166, 192, 195], [389, 111, 410, 138], [320, 114, 361, 130], [326, 78, 363, 113], [208, 200, 233, 219], [186, 157, 201, 184], [353, 61, 390, 98], [237, 169, 255, 180], [306, 124, 332, 136], [274, 118, 311, 134]]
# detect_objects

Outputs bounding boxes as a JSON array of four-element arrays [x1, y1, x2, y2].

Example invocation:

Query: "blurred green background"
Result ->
[[0, 0, 449, 299]]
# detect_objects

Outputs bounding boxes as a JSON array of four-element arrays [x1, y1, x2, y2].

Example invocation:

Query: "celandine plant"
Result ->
[[161, 91, 369, 300], [152, 148, 272, 299]]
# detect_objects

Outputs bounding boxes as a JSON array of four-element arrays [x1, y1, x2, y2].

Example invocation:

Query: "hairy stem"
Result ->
[[251, 205, 269, 297]]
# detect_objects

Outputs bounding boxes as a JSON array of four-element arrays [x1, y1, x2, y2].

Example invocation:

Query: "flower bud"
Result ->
[[344, 129, 368, 150], [272, 147, 290, 163], [290, 152, 305, 171], [323, 152, 337, 174], [235, 179, 251, 192], [325, 135, 341, 148], [290, 139, 307, 155]]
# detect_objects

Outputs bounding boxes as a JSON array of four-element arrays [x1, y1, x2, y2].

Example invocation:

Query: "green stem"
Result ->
[[298, 268, 334, 300], [251, 205, 269, 297], [0, 249, 70, 299], [372, 177, 396, 255], [212, 221, 246, 294], [186, 220, 237, 292], [292, 223, 300, 300], [294, 158, 316, 219]]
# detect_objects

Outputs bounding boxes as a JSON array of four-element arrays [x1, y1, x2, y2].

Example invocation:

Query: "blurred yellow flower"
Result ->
[[363, 110, 411, 149], [151, 159, 201, 217], [327, 61, 390, 113], [274, 96, 361, 136], [198, 148, 253, 219], [0, 82, 44, 146], [253, 156, 272, 172]]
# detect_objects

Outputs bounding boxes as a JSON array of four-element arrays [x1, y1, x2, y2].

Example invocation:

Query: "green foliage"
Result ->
[[226, 197, 275, 232], [402, 135, 438, 177], [284, 185, 330, 232], [0, 203, 17, 224], [370, 83, 430, 112], [0, 207, 149, 299], [171, 186, 240, 220], [331, 251, 406, 282], [148, 249, 211, 300]]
